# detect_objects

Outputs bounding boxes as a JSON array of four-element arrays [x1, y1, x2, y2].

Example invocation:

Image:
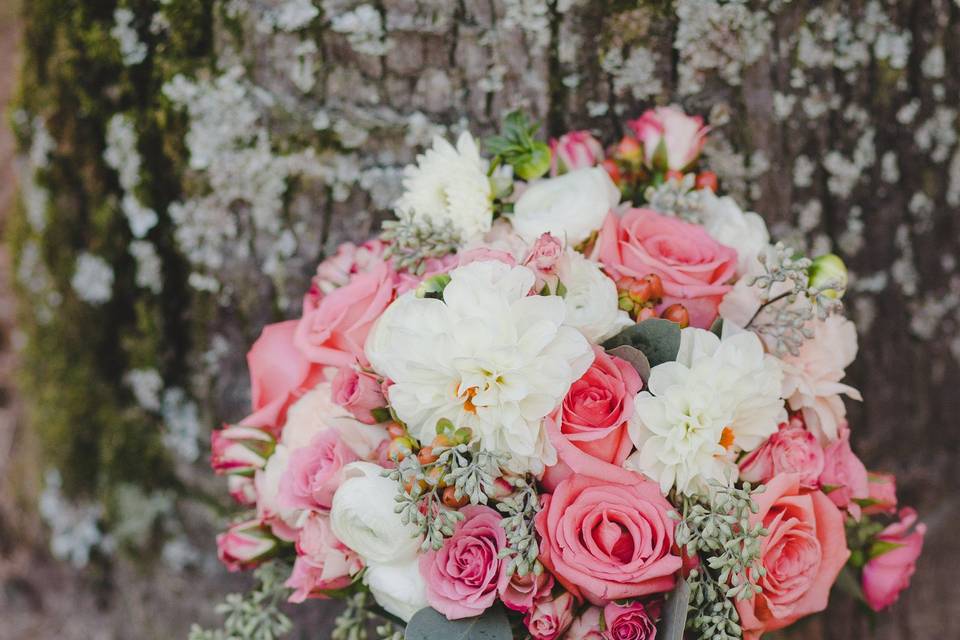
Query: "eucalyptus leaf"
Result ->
[[404, 605, 512, 640], [656, 577, 691, 640], [607, 345, 651, 383], [709, 316, 724, 338], [602, 318, 681, 367]]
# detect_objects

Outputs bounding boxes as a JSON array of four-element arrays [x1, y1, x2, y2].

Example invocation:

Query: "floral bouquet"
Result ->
[[203, 108, 924, 640]]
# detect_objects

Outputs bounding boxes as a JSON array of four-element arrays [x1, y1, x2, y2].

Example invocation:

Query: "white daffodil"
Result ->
[[365, 260, 594, 473], [625, 327, 785, 495], [395, 131, 493, 240]]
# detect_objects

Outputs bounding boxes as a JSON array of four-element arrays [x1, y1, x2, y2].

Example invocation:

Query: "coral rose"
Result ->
[[535, 473, 680, 604], [542, 347, 642, 490], [419, 505, 507, 620], [735, 474, 850, 639], [596, 208, 738, 328], [739, 418, 825, 490]]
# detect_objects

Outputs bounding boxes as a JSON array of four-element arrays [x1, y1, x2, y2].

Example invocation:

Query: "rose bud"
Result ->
[[862, 508, 926, 611], [216, 519, 278, 572], [808, 253, 848, 299], [227, 475, 257, 506], [696, 170, 719, 192], [551, 131, 604, 174], [210, 425, 275, 476], [629, 106, 709, 171], [863, 472, 898, 516], [661, 303, 690, 328], [331, 367, 387, 424]]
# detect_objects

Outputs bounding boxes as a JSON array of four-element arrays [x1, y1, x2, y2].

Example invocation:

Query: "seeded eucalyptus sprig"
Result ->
[[672, 482, 768, 640], [496, 478, 542, 578], [380, 210, 462, 274], [188, 561, 293, 640]]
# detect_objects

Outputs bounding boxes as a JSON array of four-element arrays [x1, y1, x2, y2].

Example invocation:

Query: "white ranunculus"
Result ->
[[365, 260, 594, 473], [558, 249, 632, 343], [698, 190, 770, 276], [329, 462, 422, 565], [395, 131, 492, 240], [364, 558, 429, 622], [281, 382, 388, 458], [625, 327, 785, 495], [509, 167, 620, 246]]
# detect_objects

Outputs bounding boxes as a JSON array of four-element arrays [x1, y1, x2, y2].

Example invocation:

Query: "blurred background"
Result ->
[[0, 1, 958, 638]]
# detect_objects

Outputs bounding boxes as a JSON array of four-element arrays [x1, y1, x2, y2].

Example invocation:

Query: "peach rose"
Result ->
[[596, 209, 738, 328], [736, 474, 850, 639], [535, 473, 680, 605], [542, 348, 642, 490], [295, 261, 395, 368]]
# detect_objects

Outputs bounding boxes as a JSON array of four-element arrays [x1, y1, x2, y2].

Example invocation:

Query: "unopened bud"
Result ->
[[808, 253, 847, 299], [661, 303, 690, 328], [696, 171, 718, 192], [442, 486, 469, 508], [415, 273, 451, 300], [615, 136, 642, 165]]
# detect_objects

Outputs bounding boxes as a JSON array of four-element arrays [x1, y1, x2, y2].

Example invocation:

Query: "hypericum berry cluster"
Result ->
[[616, 272, 691, 327]]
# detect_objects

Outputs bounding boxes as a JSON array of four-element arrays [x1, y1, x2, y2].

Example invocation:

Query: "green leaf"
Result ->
[[602, 318, 681, 367], [656, 577, 691, 640], [709, 316, 724, 337], [607, 345, 651, 383], [404, 605, 512, 640], [867, 539, 905, 560], [370, 407, 392, 424], [834, 564, 868, 604]]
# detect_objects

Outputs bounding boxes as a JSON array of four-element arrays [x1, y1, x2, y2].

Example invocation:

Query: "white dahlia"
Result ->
[[365, 260, 594, 472], [395, 131, 493, 240], [625, 327, 786, 495]]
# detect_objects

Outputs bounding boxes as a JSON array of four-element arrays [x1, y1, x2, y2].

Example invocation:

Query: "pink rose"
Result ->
[[279, 430, 358, 511], [818, 427, 869, 519], [312, 239, 387, 298], [863, 472, 898, 516], [628, 107, 708, 171], [739, 419, 825, 490], [331, 367, 386, 424], [216, 519, 278, 572], [499, 569, 555, 613], [542, 348, 642, 491], [294, 261, 395, 368], [525, 591, 575, 640], [735, 474, 850, 640], [242, 320, 322, 431], [211, 424, 276, 476], [551, 131, 604, 175], [419, 505, 507, 619], [604, 600, 656, 640], [286, 512, 360, 602], [597, 209, 737, 328], [535, 473, 680, 605], [227, 475, 257, 505], [862, 508, 925, 612], [563, 606, 604, 640]]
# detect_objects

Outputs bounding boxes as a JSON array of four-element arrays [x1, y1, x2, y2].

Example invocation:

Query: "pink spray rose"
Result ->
[[227, 474, 257, 505], [628, 107, 708, 171], [597, 209, 738, 328], [739, 418, 825, 490], [216, 519, 278, 572], [535, 473, 680, 605], [499, 568, 555, 613], [242, 320, 322, 432], [286, 512, 359, 602], [735, 474, 850, 640], [551, 131, 604, 175], [419, 505, 507, 620], [331, 367, 386, 424], [818, 427, 869, 519], [279, 429, 358, 511], [542, 347, 642, 491], [862, 508, 926, 612], [604, 600, 657, 640], [211, 424, 276, 476], [523, 232, 564, 293], [294, 261, 395, 368], [563, 606, 605, 640], [863, 472, 898, 516], [525, 591, 575, 640]]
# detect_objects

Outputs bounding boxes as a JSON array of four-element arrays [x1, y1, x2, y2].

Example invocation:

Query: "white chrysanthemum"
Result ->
[[558, 249, 633, 343], [366, 260, 594, 472], [395, 131, 492, 240], [625, 327, 786, 495]]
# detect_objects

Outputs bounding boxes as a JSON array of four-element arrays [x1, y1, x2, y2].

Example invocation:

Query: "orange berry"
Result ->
[[418, 446, 439, 465], [643, 274, 664, 301], [696, 171, 718, 192], [442, 486, 469, 508], [661, 303, 690, 328], [386, 423, 406, 438]]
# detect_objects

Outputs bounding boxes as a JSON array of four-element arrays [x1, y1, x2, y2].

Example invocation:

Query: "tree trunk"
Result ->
[[2, 0, 958, 638]]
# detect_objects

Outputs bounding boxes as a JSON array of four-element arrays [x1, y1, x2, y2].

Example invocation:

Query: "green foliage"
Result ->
[[404, 604, 512, 640], [602, 318, 682, 367], [188, 562, 293, 640], [485, 111, 551, 181]]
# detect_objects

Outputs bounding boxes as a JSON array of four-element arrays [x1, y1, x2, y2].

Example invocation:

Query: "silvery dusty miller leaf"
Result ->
[[404, 604, 512, 640], [656, 577, 691, 640]]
